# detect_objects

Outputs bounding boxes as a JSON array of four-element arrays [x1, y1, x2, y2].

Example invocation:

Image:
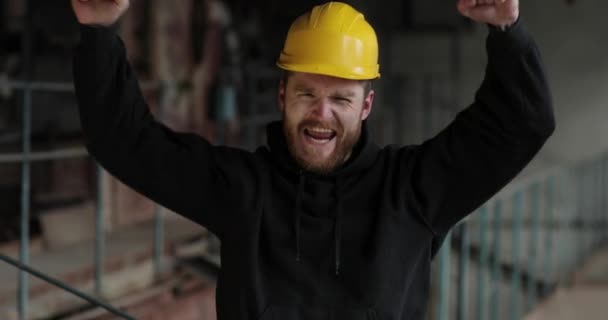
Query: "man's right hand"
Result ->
[[71, 0, 129, 27]]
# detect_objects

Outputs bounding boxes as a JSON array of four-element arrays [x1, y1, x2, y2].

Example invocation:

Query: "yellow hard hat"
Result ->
[[276, 2, 380, 80]]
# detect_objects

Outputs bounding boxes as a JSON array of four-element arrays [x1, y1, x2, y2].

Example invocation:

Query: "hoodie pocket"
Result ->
[[258, 305, 379, 320]]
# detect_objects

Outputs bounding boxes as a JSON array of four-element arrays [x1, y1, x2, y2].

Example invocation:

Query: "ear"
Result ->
[[278, 79, 286, 112], [361, 90, 374, 121]]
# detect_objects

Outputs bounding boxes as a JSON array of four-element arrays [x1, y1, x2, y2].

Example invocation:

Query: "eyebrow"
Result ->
[[332, 90, 356, 98], [293, 84, 314, 92]]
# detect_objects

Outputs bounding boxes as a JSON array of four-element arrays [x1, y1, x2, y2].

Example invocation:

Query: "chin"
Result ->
[[296, 150, 343, 174]]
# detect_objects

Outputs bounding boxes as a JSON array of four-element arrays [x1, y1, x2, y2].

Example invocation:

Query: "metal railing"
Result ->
[[434, 153, 608, 320], [0, 254, 135, 320], [1, 73, 137, 318]]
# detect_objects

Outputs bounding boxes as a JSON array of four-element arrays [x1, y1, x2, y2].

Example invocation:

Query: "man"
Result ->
[[71, 0, 554, 319]]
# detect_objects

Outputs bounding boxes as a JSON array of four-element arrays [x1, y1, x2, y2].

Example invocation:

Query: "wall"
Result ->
[[387, 0, 608, 173], [458, 0, 608, 167]]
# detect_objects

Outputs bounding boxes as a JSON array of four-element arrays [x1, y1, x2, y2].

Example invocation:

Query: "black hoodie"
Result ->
[[73, 19, 554, 320]]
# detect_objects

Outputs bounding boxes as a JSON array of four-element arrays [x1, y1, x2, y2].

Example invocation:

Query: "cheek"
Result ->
[[284, 106, 303, 129], [337, 111, 361, 131], [285, 101, 309, 122]]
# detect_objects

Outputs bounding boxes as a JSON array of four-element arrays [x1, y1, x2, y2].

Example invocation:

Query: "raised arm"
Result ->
[[71, 0, 255, 237], [401, 0, 556, 236]]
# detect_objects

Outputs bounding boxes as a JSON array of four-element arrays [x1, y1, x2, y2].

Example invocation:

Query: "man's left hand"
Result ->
[[457, 0, 519, 29]]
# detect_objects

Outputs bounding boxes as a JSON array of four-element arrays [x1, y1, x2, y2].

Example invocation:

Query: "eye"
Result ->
[[332, 96, 351, 105], [297, 93, 315, 98]]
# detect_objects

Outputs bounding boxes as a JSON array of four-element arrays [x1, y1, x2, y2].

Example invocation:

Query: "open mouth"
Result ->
[[303, 127, 337, 144]]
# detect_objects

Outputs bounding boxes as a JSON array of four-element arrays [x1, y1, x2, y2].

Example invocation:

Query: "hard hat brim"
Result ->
[[276, 62, 380, 80]]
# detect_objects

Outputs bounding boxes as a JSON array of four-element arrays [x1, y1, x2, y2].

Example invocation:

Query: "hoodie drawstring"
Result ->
[[334, 178, 343, 276], [294, 172, 305, 262]]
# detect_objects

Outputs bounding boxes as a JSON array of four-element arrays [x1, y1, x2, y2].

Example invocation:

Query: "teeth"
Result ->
[[307, 127, 333, 134]]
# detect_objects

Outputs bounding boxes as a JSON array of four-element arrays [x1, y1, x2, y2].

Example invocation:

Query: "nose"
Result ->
[[310, 98, 333, 119]]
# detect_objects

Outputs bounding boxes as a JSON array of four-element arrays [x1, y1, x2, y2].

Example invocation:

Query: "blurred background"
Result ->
[[0, 0, 607, 319]]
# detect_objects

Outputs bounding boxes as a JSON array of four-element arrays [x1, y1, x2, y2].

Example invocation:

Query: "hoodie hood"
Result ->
[[265, 120, 379, 275]]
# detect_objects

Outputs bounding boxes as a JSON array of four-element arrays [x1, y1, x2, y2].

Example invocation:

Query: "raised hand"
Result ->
[[457, 0, 519, 29], [71, 0, 130, 27]]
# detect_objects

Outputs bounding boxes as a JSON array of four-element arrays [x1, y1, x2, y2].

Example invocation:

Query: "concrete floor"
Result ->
[[524, 246, 608, 320]]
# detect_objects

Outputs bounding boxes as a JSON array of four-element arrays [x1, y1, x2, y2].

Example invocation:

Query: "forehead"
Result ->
[[287, 72, 363, 96]]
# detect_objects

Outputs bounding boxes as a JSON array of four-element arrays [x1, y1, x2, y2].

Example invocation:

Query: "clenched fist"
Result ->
[[457, 0, 519, 29], [71, 0, 130, 27]]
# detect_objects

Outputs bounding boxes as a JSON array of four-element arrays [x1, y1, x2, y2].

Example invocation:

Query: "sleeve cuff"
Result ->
[[486, 17, 533, 56], [487, 16, 520, 32], [77, 24, 120, 52]]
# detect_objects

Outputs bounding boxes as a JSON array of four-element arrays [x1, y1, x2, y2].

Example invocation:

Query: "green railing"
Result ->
[[434, 154, 608, 320]]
